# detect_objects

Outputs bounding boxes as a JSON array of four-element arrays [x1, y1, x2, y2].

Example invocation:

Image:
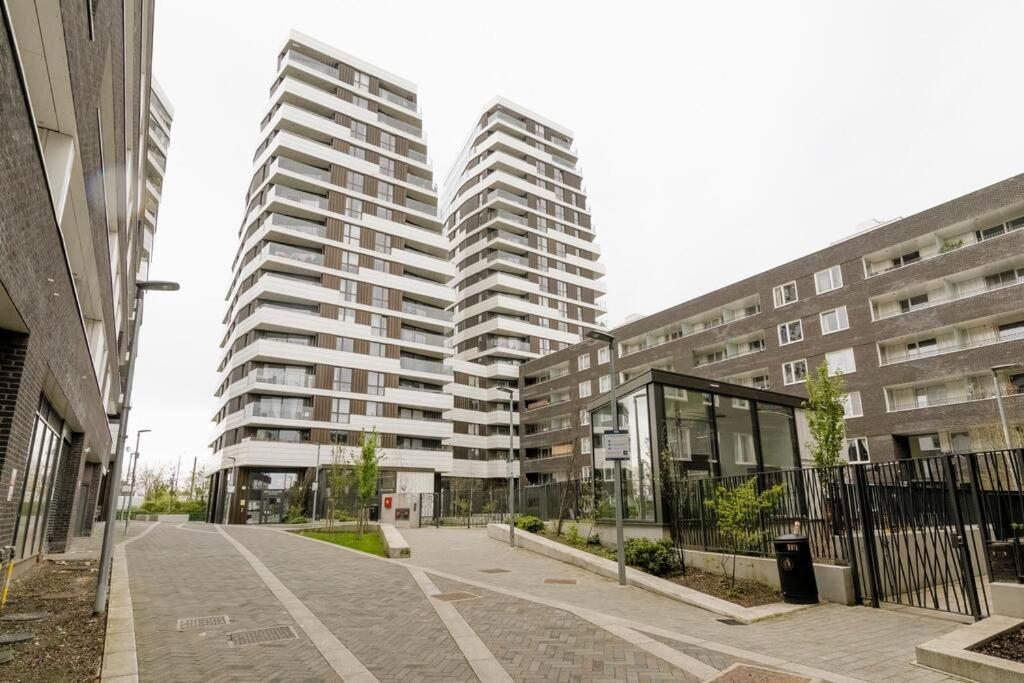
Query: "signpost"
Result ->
[[603, 429, 630, 585]]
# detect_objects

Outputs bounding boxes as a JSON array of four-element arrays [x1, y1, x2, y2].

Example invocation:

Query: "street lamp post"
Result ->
[[124, 429, 151, 533], [94, 280, 179, 615], [497, 386, 516, 546], [586, 329, 626, 586]]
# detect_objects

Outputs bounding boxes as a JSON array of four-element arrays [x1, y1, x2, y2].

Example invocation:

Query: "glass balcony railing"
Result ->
[[492, 230, 528, 246], [400, 357, 452, 375], [488, 252, 529, 267], [489, 338, 531, 352], [405, 173, 436, 191], [550, 136, 571, 150], [274, 185, 327, 210], [408, 148, 428, 164], [488, 111, 527, 131], [405, 197, 436, 216], [266, 213, 326, 238], [378, 112, 421, 136], [550, 154, 575, 170], [277, 157, 330, 183], [253, 369, 315, 388], [246, 402, 313, 420], [287, 50, 337, 78], [401, 328, 447, 347], [379, 89, 417, 111], [402, 301, 453, 322], [487, 208, 528, 226], [267, 242, 324, 266], [487, 189, 528, 206]]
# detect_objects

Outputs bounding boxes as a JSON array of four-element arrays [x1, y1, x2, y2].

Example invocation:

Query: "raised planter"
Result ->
[[993, 582, 1024, 619], [916, 616, 1024, 682], [135, 513, 189, 523]]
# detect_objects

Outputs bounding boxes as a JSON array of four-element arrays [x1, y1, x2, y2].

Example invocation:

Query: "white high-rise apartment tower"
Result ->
[[210, 32, 454, 523], [443, 99, 608, 481]]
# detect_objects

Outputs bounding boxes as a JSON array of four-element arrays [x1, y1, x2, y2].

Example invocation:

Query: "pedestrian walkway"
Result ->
[[99, 522, 970, 682]]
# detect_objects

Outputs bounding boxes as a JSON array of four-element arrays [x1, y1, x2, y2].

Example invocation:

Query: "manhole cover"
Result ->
[[432, 591, 479, 602], [177, 615, 230, 631], [0, 633, 32, 645], [543, 578, 577, 585], [1, 613, 49, 623], [479, 568, 510, 574], [227, 625, 297, 647], [716, 618, 744, 626]]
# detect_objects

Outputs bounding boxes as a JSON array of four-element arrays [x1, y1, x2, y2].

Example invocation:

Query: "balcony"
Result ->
[[489, 338, 531, 352], [401, 328, 447, 347], [275, 185, 327, 210], [692, 337, 766, 367], [377, 111, 420, 136], [487, 188, 528, 207], [400, 357, 452, 375], [287, 50, 337, 78], [408, 148, 428, 164], [246, 402, 313, 420], [265, 213, 326, 238], [405, 196, 436, 216], [549, 136, 571, 150], [879, 322, 1024, 365], [488, 111, 527, 131], [491, 230, 528, 246], [267, 242, 324, 266], [402, 301, 453, 322], [872, 265, 1024, 320], [253, 369, 315, 388], [550, 154, 575, 170], [405, 173, 436, 191], [487, 251, 530, 269], [486, 208, 528, 227], [277, 157, 330, 183], [379, 88, 417, 111]]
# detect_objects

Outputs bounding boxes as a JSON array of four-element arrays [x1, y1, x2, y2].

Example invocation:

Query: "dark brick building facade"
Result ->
[[519, 175, 1024, 482], [0, 1, 167, 569]]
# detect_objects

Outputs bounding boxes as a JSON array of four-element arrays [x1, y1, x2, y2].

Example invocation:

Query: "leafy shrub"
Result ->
[[284, 505, 308, 524], [624, 537, 679, 577], [515, 515, 545, 533], [333, 510, 355, 522]]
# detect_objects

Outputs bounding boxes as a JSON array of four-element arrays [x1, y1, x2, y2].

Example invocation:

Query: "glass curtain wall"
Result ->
[[14, 396, 71, 560], [660, 387, 714, 480]]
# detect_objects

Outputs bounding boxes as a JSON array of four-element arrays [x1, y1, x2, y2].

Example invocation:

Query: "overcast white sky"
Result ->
[[131, 0, 1024, 474]]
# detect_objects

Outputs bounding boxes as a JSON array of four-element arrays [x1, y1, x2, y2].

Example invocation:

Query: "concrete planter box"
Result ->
[[992, 582, 1024, 619], [916, 616, 1024, 682], [135, 513, 189, 523]]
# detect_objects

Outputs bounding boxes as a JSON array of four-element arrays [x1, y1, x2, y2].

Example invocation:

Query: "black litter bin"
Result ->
[[774, 532, 818, 604]]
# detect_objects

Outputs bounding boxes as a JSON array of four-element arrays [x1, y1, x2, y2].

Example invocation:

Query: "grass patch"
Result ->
[[297, 529, 387, 557]]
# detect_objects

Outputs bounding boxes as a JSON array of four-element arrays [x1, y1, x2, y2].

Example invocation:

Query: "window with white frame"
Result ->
[[773, 281, 798, 308], [825, 347, 857, 374], [841, 391, 863, 418], [735, 433, 756, 465], [579, 409, 590, 426], [578, 380, 592, 398], [820, 306, 849, 334], [783, 359, 808, 385], [577, 353, 591, 370], [597, 347, 610, 364], [815, 265, 844, 294], [778, 319, 803, 345], [599, 375, 611, 393], [352, 70, 370, 91], [580, 436, 592, 455], [845, 437, 870, 463]]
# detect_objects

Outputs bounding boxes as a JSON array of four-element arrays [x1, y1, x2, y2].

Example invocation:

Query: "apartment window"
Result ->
[[537, 255, 548, 271], [341, 252, 360, 273], [536, 198, 547, 213], [374, 233, 392, 254], [778, 319, 803, 345], [985, 268, 1024, 289], [597, 347, 610, 364], [379, 157, 395, 177], [337, 337, 355, 353], [371, 286, 389, 308], [338, 307, 356, 323], [330, 398, 351, 423], [353, 70, 370, 91], [535, 123, 546, 139], [820, 306, 849, 334], [577, 353, 591, 370], [344, 197, 363, 218], [536, 236, 548, 252], [380, 131, 396, 152], [783, 359, 808, 385], [348, 144, 366, 161], [890, 250, 920, 270], [580, 436, 592, 455], [905, 337, 938, 358], [369, 341, 386, 357], [898, 293, 929, 313], [773, 281, 798, 307], [377, 182, 394, 203], [350, 121, 367, 141], [371, 313, 387, 336], [845, 437, 870, 464], [815, 265, 844, 294], [345, 172, 364, 194], [841, 392, 863, 418], [333, 367, 353, 392], [599, 375, 611, 393], [367, 371, 385, 396], [366, 401, 384, 417], [579, 409, 590, 426], [556, 281, 568, 298], [371, 257, 389, 273], [826, 348, 857, 374], [538, 338, 550, 355], [536, 216, 548, 232], [555, 242, 566, 258], [578, 380, 592, 398], [341, 279, 357, 302], [998, 320, 1024, 341], [342, 224, 361, 245]]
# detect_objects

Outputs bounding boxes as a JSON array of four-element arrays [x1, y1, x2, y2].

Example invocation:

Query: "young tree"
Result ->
[[803, 361, 847, 469], [354, 430, 383, 538], [704, 477, 784, 590], [325, 438, 354, 531]]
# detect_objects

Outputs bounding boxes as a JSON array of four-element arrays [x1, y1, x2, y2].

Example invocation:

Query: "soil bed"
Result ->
[[667, 567, 781, 607], [0, 559, 105, 682], [974, 626, 1024, 664]]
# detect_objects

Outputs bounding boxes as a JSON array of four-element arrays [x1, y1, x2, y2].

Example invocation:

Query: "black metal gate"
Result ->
[[849, 450, 1024, 620]]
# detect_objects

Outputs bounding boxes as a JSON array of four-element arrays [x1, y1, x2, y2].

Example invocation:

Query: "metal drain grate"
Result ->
[[432, 591, 479, 602], [478, 568, 510, 574], [177, 615, 230, 631], [543, 578, 577, 585], [227, 625, 297, 647]]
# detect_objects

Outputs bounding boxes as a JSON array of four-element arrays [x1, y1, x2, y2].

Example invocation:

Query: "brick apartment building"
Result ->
[[0, 1, 170, 568], [519, 175, 1024, 483]]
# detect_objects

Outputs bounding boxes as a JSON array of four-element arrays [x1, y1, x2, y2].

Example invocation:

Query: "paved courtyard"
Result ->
[[96, 522, 970, 682]]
